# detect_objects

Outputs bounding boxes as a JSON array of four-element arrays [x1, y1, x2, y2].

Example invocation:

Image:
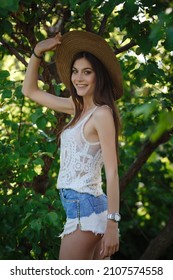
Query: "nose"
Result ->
[[76, 72, 84, 81]]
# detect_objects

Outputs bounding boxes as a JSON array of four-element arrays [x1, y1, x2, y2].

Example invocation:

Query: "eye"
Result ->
[[84, 70, 92, 75], [72, 68, 77, 74]]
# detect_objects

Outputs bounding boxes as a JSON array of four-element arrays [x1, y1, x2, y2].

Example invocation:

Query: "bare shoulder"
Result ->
[[93, 105, 113, 125], [92, 105, 115, 143]]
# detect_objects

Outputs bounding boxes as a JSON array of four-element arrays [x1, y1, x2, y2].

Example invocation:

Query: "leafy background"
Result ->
[[0, 0, 173, 259]]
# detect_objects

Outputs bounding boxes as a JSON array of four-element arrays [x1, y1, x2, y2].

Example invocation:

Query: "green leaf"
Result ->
[[0, 0, 19, 11], [54, 84, 61, 96], [0, 70, 10, 80], [45, 142, 57, 154], [149, 22, 165, 47], [2, 89, 12, 98], [145, 62, 165, 84], [45, 212, 58, 226], [2, 20, 13, 35], [36, 117, 47, 129], [0, 8, 8, 17], [164, 27, 173, 51], [151, 111, 173, 142], [92, 0, 105, 8], [124, 0, 138, 16], [21, 213, 33, 224], [70, 0, 80, 10], [78, 1, 90, 16], [14, 85, 23, 98], [30, 109, 43, 123], [30, 219, 42, 233], [136, 34, 152, 55], [133, 99, 158, 120], [99, 0, 116, 15], [19, 157, 30, 166], [33, 158, 44, 166]]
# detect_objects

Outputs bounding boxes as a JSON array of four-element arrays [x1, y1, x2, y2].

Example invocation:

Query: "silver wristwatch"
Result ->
[[107, 213, 121, 222]]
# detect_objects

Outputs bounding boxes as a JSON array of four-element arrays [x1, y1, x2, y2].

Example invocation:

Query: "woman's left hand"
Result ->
[[100, 221, 119, 258], [34, 32, 62, 56]]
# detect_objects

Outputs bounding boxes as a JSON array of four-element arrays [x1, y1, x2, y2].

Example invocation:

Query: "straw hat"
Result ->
[[55, 30, 123, 100]]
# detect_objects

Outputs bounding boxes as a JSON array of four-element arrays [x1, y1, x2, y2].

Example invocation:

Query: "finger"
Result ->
[[115, 243, 119, 252], [55, 32, 62, 39], [105, 245, 117, 258], [111, 245, 119, 256], [100, 240, 104, 256], [102, 247, 109, 259]]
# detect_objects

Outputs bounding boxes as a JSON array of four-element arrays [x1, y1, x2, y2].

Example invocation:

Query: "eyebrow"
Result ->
[[72, 66, 93, 71]]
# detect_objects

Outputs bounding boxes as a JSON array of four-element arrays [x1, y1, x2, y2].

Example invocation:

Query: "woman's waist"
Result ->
[[57, 183, 104, 197]]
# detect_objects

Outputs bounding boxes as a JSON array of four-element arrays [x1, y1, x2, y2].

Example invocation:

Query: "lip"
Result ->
[[76, 84, 87, 88], [76, 84, 87, 86]]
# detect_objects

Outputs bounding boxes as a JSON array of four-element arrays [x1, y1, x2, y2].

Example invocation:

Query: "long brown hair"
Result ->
[[65, 51, 121, 163]]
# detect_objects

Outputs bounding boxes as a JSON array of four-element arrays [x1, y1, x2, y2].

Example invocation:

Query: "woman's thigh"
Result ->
[[59, 227, 102, 260]]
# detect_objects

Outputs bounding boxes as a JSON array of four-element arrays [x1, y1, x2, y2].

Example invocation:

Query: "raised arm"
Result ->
[[22, 33, 74, 115]]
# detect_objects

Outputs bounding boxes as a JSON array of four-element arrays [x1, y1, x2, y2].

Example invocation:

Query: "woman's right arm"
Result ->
[[22, 33, 74, 115]]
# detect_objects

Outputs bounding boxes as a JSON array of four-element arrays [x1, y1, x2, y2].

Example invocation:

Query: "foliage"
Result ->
[[0, 0, 173, 259], [0, 186, 65, 259]]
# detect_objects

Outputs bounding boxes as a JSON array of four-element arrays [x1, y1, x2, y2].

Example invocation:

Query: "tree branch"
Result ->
[[34, 0, 57, 25], [10, 32, 31, 53], [0, 38, 28, 67], [85, 8, 93, 32], [120, 128, 173, 193], [114, 40, 136, 54], [140, 205, 173, 259], [98, 14, 109, 36]]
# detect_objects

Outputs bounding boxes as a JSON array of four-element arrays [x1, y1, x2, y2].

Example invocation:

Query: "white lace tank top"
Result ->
[[57, 107, 104, 196]]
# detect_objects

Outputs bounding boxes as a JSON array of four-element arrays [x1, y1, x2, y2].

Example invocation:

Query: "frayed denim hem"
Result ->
[[59, 210, 107, 238]]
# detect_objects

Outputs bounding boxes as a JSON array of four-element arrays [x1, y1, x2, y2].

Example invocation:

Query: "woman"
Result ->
[[22, 31, 123, 260]]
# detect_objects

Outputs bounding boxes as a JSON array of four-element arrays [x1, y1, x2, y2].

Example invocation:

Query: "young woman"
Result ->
[[22, 31, 123, 260]]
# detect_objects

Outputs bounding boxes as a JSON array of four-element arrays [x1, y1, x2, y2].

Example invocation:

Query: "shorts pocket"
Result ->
[[60, 189, 80, 219], [60, 189, 78, 202], [88, 194, 107, 214]]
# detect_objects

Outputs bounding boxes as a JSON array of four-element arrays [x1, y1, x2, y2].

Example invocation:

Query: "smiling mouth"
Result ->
[[76, 84, 87, 86], [76, 84, 87, 88]]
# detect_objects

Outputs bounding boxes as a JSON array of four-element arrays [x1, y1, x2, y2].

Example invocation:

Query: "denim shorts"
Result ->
[[59, 188, 108, 237]]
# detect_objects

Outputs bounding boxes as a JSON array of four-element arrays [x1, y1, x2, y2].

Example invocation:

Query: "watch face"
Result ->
[[108, 213, 121, 222], [115, 213, 121, 221]]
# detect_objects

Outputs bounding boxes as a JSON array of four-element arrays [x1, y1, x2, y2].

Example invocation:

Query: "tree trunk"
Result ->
[[140, 206, 173, 259], [120, 128, 173, 259]]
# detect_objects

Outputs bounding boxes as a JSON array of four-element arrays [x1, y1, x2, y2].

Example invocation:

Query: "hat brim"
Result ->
[[55, 31, 123, 100]]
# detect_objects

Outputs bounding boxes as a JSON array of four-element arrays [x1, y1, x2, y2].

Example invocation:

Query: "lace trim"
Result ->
[[57, 106, 107, 195]]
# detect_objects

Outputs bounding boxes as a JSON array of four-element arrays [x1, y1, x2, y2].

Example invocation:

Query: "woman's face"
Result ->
[[71, 57, 96, 98]]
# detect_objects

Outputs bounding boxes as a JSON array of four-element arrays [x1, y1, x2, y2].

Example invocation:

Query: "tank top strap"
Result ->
[[77, 105, 111, 129], [82, 106, 98, 126], [82, 105, 112, 124]]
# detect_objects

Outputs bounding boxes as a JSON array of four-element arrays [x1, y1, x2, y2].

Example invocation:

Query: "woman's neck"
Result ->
[[82, 99, 96, 113]]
